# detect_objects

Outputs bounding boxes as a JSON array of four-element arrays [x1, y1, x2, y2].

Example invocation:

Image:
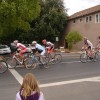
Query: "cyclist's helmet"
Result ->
[[32, 41, 37, 44], [84, 37, 88, 40], [42, 39, 46, 44], [13, 40, 18, 44]]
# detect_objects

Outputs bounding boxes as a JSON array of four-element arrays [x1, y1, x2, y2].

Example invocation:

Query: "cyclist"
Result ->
[[82, 37, 94, 59], [42, 39, 54, 54], [31, 41, 45, 64], [13, 40, 27, 60]]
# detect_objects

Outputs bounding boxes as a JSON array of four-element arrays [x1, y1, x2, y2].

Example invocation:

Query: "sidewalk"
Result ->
[[57, 49, 82, 57], [56, 48, 82, 54], [57, 48, 82, 54]]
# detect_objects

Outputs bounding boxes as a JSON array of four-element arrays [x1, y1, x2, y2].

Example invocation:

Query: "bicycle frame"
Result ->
[[13, 54, 23, 64], [82, 48, 95, 58], [80, 47, 99, 63], [30, 54, 42, 65]]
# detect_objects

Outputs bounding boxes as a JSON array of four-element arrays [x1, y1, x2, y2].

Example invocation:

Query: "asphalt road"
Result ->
[[0, 53, 100, 100]]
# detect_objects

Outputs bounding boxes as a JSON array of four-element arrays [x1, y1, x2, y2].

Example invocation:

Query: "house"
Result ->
[[63, 5, 100, 50]]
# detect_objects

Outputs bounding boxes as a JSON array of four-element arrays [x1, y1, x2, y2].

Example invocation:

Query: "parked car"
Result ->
[[0, 45, 11, 54]]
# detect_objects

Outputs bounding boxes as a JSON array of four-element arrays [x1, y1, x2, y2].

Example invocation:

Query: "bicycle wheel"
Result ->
[[42, 57, 49, 68], [54, 54, 62, 63], [95, 51, 100, 60], [23, 57, 32, 69], [7, 58, 17, 68], [80, 53, 88, 63], [0, 60, 8, 74]]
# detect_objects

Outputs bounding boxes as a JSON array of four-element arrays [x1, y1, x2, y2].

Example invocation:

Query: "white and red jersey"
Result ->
[[17, 43, 26, 50], [45, 41, 54, 48]]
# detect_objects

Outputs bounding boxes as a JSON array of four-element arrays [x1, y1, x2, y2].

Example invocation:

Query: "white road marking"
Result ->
[[61, 61, 81, 64], [8, 61, 100, 88], [8, 67, 100, 88], [88, 80, 100, 82], [40, 76, 100, 88], [9, 68, 23, 84]]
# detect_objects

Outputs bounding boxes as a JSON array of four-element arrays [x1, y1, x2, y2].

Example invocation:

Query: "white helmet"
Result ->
[[13, 40, 18, 44], [32, 41, 37, 44]]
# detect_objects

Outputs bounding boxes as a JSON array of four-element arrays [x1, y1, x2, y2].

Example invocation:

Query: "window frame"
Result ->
[[85, 15, 92, 23], [95, 13, 100, 23]]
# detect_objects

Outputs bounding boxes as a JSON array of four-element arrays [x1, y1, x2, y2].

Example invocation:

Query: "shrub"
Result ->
[[65, 31, 82, 49]]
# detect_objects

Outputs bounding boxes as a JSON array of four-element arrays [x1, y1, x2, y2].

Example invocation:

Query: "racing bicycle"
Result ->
[[80, 48, 99, 63], [44, 49, 62, 64], [7, 51, 31, 69], [26, 53, 49, 69]]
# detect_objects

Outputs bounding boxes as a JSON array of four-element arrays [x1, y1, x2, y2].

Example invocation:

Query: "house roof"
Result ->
[[68, 5, 100, 20]]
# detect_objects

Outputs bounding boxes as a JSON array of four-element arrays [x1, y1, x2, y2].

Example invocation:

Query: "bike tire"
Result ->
[[7, 58, 17, 68], [42, 57, 49, 68], [54, 54, 62, 63], [23, 57, 35, 69], [95, 51, 100, 60], [94, 52, 99, 61], [29, 58, 38, 69], [33, 56, 49, 69], [0, 60, 8, 74], [33, 55, 49, 69], [80, 53, 88, 63]]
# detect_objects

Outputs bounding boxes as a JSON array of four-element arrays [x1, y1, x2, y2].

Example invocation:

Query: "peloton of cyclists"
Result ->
[[12, 39, 54, 64]]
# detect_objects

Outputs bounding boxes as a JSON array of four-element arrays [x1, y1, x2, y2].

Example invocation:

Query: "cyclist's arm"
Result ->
[[47, 42, 54, 49]]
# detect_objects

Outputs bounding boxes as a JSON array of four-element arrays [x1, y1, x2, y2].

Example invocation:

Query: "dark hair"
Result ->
[[84, 39, 87, 45]]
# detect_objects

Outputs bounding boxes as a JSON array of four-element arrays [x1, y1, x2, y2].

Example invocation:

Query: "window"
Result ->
[[86, 16, 92, 22], [89, 16, 92, 21], [73, 20, 76, 23], [95, 13, 100, 23], [79, 18, 83, 22], [86, 17, 88, 22]]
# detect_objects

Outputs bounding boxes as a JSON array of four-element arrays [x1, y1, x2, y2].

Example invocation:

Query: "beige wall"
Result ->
[[65, 12, 100, 50]]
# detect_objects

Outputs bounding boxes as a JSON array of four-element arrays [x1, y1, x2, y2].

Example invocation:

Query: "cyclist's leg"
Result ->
[[90, 46, 94, 57], [87, 46, 91, 57], [40, 50, 45, 64], [19, 49, 27, 60], [87, 46, 94, 59], [18, 51, 23, 60]]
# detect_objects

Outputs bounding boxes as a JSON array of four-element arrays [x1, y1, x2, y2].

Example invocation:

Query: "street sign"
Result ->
[[56, 37, 59, 41]]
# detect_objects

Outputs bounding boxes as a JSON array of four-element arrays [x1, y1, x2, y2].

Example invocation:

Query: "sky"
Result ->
[[64, 0, 100, 16]]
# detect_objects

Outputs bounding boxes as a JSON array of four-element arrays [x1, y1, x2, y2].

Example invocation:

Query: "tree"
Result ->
[[0, 0, 40, 44], [31, 0, 68, 43], [65, 31, 83, 49]]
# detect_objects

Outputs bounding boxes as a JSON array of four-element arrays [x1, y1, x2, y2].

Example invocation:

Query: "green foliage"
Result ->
[[0, 0, 68, 44], [0, 0, 40, 44], [31, 0, 68, 43], [65, 31, 83, 49]]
